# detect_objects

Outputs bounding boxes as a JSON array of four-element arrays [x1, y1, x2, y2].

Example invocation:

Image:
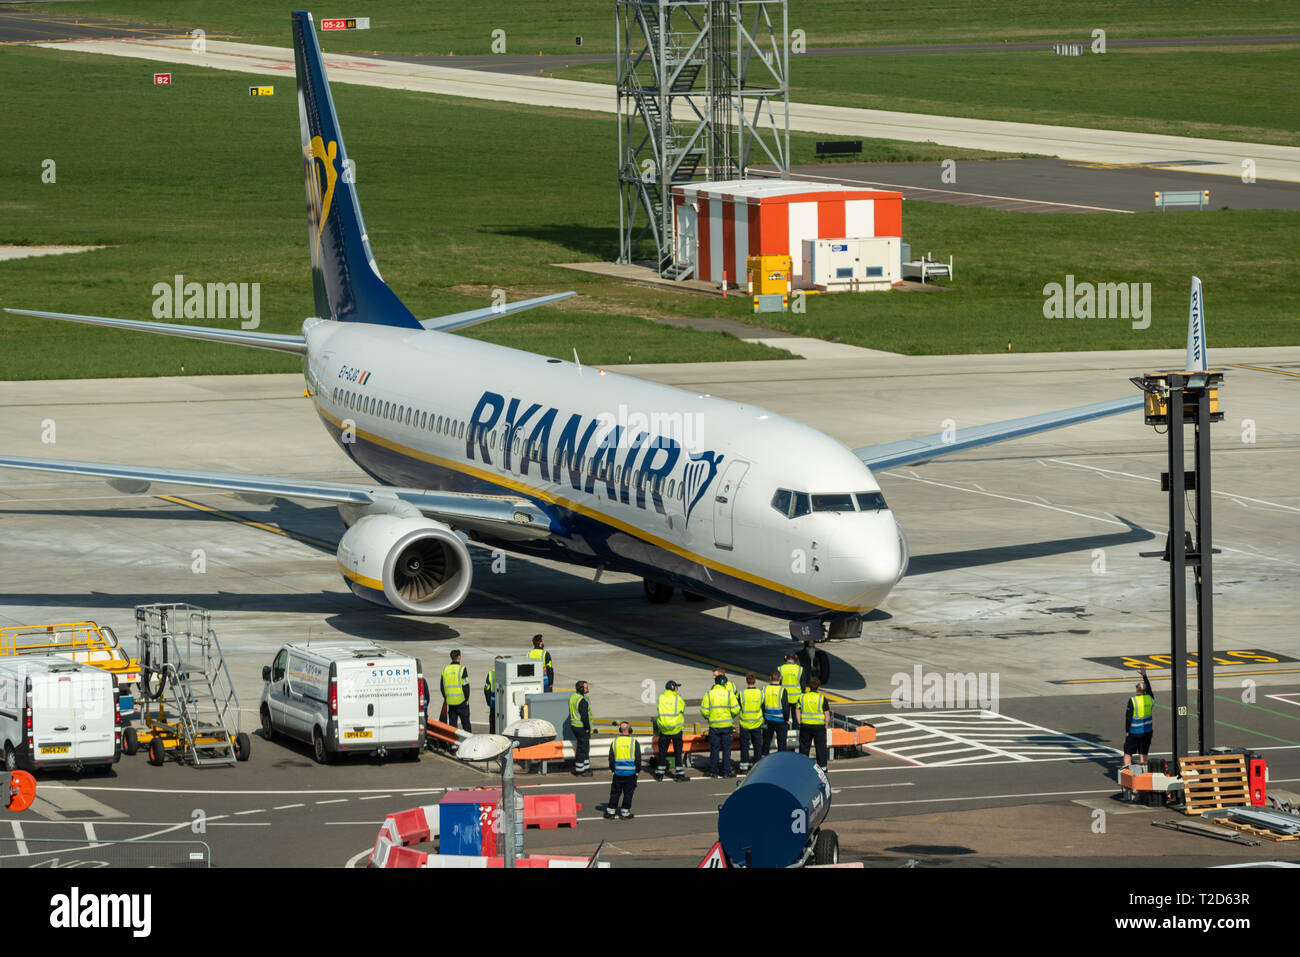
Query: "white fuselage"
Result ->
[[301, 319, 907, 623]]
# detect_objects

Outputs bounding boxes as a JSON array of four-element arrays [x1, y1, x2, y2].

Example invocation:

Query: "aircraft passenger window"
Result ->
[[615, 466, 623, 483], [457, 422, 464, 439], [420, 411, 427, 429], [771, 489, 792, 517], [812, 493, 855, 513], [791, 492, 811, 518], [856, 491, 888, 511], [512, 434, 521, 454], [489, 431, 496, 450], [667, 479, 675, 498]]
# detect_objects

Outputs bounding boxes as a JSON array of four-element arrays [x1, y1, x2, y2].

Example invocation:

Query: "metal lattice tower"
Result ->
[[616, 0, 789, 278]]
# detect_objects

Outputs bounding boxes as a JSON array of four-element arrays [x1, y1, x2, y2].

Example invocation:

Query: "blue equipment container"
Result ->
[[718, 751, 832, 868]]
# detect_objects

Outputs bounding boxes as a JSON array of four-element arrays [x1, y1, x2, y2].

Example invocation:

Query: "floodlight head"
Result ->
[[503, 718, 556, 745], [1186, 372, 1209, 390], [455, 733, 512, 762]]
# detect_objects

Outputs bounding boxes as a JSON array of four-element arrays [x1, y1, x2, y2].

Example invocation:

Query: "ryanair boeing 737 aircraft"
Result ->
[[4, 12, 1209, 642]]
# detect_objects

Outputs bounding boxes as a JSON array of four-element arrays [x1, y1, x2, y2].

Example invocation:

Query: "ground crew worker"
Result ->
[[761, 669, 790, 755], [605, 722, 641, 819], [737, 673, 765, 773], [798, 676, 831, 769], [655, 680, 688, 781], [778, 652, 804, 732], [440, 650, 471, 733], [712, 668, 738, 700], [528, 634, 554, 692], [569, 680, 593, 776], [1123, 668, 1155, 769], [701, 674, 740, 777], [484, 655, 504, 733]]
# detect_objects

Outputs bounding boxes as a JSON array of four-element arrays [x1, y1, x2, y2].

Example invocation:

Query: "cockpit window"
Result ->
[[811, 493, 855, 513], [770, 489, 792, 516], [791, 492, 811, 518], [856, 491, 888, 511]]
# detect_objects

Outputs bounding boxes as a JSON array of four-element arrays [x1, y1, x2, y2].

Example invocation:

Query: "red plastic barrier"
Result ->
[[523, 793, 580, 829]]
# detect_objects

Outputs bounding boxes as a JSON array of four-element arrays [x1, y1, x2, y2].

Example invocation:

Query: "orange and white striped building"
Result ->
[[670, 179, 903, 285]]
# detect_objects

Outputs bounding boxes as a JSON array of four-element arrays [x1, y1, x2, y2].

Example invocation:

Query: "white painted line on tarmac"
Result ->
[[1047, 458, 1300, 515], [359, 794, 392, 801], [9, 821, 27, 856], [316, 798, 348, 805], [345, 847, 372, 868], [36, 785, 423, 795], [832, 786, 1118, 810], [273, 803, 304, 810], [879, 471, 1133, 528], [234, 809, 264, 816]]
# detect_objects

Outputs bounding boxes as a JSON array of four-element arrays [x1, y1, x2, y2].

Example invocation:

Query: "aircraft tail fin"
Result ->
[[1184, 276, 1208, 372], [291, 11, 419, 328]]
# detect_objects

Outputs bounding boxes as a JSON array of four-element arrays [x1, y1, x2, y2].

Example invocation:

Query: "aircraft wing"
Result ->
[[420, 292, 577, 332], [853, 396, 1143, 472], [0, 456, 555, 542], [4, 309, 308, 354]]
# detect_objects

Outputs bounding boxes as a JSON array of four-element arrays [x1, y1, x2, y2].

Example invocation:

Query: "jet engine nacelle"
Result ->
[[336, 513, 473, 615]]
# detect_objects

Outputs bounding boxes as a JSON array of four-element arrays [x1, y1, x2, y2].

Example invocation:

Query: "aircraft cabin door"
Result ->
[[712, 459, 750, 550]]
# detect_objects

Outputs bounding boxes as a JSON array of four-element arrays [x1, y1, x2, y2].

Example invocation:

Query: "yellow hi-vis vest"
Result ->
[[799, 691, 827, 726], [611, 735, 637, 776], [484, 669, 495, 704], [738, 687, 764, 729], [657, 691, 685, 735], [702, 685, 738, 728], [569, 692, 589, 731], [763, 684, 785, 722], [1129, 694, 1153, 734], [778, 662, 803, 707], [442, 663, 467, 705], [528, 647, 550, 669]]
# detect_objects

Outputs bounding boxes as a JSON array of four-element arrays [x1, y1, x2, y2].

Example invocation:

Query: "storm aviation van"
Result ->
[[0, 657, 121, 772], [260, 641, 426, 763]]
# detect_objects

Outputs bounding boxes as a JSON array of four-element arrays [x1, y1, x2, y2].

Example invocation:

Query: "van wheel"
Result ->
[[313, 730, 331, 765], [3, 743, 15, 772], [234, 732, 251, 762], [148, 737, 165, 767], [122, 727, 139, 756], [812, 828, 839, 866], [260, 707, 275, 742]]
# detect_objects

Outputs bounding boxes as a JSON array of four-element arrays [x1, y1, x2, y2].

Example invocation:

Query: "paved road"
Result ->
[[757, 158, 1300, 213], [28, 37, 1300, 182], [377, 34, 1300, 75]]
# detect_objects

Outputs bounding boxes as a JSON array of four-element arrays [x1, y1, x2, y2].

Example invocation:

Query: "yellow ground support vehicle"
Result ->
[[126, 604, 250, 768], [0, 622, 141, 691]]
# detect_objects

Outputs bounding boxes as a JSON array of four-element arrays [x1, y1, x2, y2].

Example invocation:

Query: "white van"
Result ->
[[260, 641, 426, 763], [0, 657, 121, 773]]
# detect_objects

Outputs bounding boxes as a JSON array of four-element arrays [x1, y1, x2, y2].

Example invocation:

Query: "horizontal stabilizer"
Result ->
[[4, 308, 307, 354], [420, 292, 577, 332]]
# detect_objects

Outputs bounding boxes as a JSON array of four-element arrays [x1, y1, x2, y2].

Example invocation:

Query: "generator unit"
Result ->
[[801, 237, 901, 291], [493, 657, 545, 734]]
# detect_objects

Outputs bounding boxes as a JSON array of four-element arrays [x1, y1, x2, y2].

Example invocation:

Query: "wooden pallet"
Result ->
[[1211, 818, 1300, 842], [1180, 754, 1250, 815]]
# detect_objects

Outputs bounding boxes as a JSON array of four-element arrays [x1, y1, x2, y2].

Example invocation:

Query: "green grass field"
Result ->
[[1, 43, 1297, 381], [0, 46, 794, 377], [26, 0, 1300, 56]]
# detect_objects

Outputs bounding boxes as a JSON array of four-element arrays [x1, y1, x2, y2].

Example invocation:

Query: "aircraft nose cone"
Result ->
[[830, 518, 907, 607]]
